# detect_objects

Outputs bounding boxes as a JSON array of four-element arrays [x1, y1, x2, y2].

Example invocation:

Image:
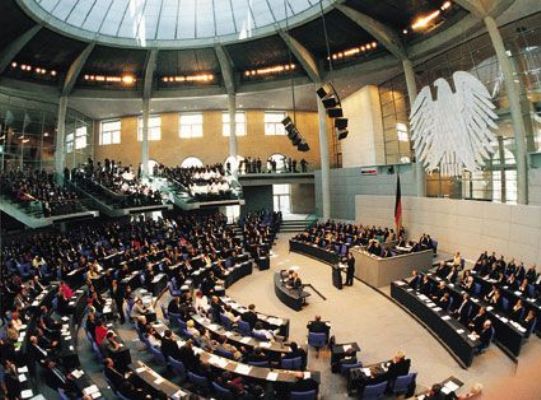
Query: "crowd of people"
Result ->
[[0, 209, 290, 399], [157, 163, 233, 201], [69, 158, 163, 208], [0, 168, 82, 217], [409, 250, 539, 355], [236, 156, 309, 174]]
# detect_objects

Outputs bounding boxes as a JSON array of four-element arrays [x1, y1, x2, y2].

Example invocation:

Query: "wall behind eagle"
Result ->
[[340, 85, 385, 168], [314, 166, 416, 220], [356, 195, 541, 264]]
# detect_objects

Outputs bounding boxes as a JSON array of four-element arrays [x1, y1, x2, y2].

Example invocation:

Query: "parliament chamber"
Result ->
[[0, 0, 540, 399]]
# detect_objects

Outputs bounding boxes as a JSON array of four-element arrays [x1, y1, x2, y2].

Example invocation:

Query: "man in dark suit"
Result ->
[[104, 358, 147, 400], [346, 253, 355, 286], [177, 340, 199, 371], [476, 320, 494, 352], [454, 293, 473, 325], [43, 359, 78, 396], [241, 304, 258, 329], [409, 270, 422, 290], [307, 315, 330, 339], [161, 329, 181, 361], [386, 351, 410, 381]]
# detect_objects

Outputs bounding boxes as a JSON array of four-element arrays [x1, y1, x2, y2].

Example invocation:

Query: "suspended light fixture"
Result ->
[[316, 0, 348, 140], [281, 0, 310, 152]]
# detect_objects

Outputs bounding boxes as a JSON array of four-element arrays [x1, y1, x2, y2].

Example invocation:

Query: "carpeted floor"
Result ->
[[226, 233, 541, 399], [77, 232, 541, 399]]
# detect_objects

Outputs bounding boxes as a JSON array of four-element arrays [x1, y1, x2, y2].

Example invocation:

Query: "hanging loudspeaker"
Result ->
[[327, 108, 343, 118], [335, 117, 348, 130]]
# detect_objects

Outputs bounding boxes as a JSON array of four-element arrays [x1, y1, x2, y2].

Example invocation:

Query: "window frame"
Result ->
[[99, 119, 121, 145], [222, 112, 247, 136], [179, 112, 204, 138], [137, 115, 161, 141], [264, 111, 286, 136]]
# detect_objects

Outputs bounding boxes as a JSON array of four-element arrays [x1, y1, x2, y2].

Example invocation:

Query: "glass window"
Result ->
[[264, 112, 286, 135], [75, 126, 87, 149], [396, 123, 409, 142], [222, 112, 246, 136], [65, 132, 74, 153], [137, 115, 161, 141], [179, 113, 203, 138], [100, 119, 121, 145]]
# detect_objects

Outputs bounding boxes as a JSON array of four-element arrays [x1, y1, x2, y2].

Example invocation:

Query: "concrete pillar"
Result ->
[[316, 88, 331, 220], [484, 16, 528, 204], [403, 58, 425, 198], [141, 97, 150, 177], [228, 93, 238, 177], [55, 95, 68, 183]]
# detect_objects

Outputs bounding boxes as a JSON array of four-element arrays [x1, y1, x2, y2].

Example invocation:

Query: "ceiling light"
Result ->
[[412, 10, 441, 31], [121, 75, 135, 85]]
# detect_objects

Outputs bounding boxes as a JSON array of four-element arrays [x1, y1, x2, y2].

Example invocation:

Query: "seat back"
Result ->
[[188, 371, 209, 389], [340, 362, 363, 375], [281, 356, 303, 370], [150, 345, 166, 364], [252, 331, 270, 341], [215, 348, 234, 359], [290, 389, 317, 400], [392, 372, 417, 394], [167, 356, 186, 381], [308, 332, 327, 348], [238, 320, 251, 336], [473, 283, 482, 296], [219, 314, 233, 330], [501, 297, 510, 312], [362, 380, 388, 399], [211, 382, 234, 400], [248, 360, 269, 367]]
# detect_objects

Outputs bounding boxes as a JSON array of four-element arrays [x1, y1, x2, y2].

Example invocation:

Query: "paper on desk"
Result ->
[[434, 307, 442, 312], [456, 329, 465, 334], [259, 341, 271, 348], [303, 372, 311, 379], [241, 336, 252, 344], [83, 385, 99, 395], [18, 366, 29, 373], [235, 364, 252, 375], [395, 281, 405, 286], [441, 386, 452, 395], [18, 374, 27, 382], [154, 377, 164, 385], [172, 389, 187, 399], [441, 316, 451, 321], [21, 389, 33, 399], [361, 368, 371, 377], [343, 344, 352, 352], [444, 380, 460, 392], [266, 372, 279, 381], [71, 369, 84, 379]]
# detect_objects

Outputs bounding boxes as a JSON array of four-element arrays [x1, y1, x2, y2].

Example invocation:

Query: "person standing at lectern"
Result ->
[[346, 252, 355, 286]]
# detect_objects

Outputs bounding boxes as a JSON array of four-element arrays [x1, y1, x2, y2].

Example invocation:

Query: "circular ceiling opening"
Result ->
[[19, 0, 336, 48]]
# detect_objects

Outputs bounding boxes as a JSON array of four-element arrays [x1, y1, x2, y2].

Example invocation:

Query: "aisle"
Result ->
[[227, 233, 524, 399]]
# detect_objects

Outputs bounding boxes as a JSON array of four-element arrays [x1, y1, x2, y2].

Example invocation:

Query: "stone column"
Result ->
[[403, 58, 425, 197], [484, 16, 528, 204], [141, 97, 150, 177], [55, 95, 68, 183], [316, 87, 331, 220]]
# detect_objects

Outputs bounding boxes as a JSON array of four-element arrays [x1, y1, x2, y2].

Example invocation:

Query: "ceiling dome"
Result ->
[[18, 0, 334, 48]]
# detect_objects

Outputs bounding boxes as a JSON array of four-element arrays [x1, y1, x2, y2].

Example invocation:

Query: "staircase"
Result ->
[[279, 215, 317, 233]]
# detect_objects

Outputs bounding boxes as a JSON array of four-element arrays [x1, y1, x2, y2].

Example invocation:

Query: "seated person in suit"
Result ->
[[425, 383, 454, 400], [453, 293, 472, 325], [510, 299, 525, 322], [408, 270, 422, 290], [241, 304, 258, 329], [282, 341, 307, 370], [245, 347, 269, 364], [468, 307, 488, 333], [307, 315, 330, 340], [29, 335, 49, 364], [386, 351, 411, 381], [420, 275, 432, 296], [104, 358, 148, 400], [43, 359, 78, 396], [473, 320, 494, 352], [522, 310, 537, 338], [290, 371, 319, 396], [252, 321, 276, 341], [437, 292, 451, 310], [161, 329, 181, 360], [431, 282, 446, 302]]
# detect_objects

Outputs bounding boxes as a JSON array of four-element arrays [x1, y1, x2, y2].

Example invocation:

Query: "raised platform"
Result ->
[[273, 271, 311, 311]]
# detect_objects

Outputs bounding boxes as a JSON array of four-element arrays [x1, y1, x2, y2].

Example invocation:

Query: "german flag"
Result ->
[[394, 174, 402, 232]]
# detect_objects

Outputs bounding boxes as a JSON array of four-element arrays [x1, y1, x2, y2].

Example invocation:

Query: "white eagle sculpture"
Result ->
[[409, 71, 498, 177]]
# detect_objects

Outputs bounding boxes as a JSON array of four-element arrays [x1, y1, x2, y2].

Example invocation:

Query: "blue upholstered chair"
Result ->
[[281, 356, 303, 370], [361, 381, 387, 399], [308, 332, 327, 358], [391, 372, 417, 395], [290, 389, 317, 400]]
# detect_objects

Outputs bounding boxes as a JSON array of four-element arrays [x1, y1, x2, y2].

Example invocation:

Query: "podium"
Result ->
[[332, 264, 343, 290]]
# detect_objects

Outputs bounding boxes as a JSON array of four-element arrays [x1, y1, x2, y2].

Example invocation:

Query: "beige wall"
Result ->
[[355, 195, 541, 265], [340, 85, 385, 168], [93, 110, 333, 168]]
